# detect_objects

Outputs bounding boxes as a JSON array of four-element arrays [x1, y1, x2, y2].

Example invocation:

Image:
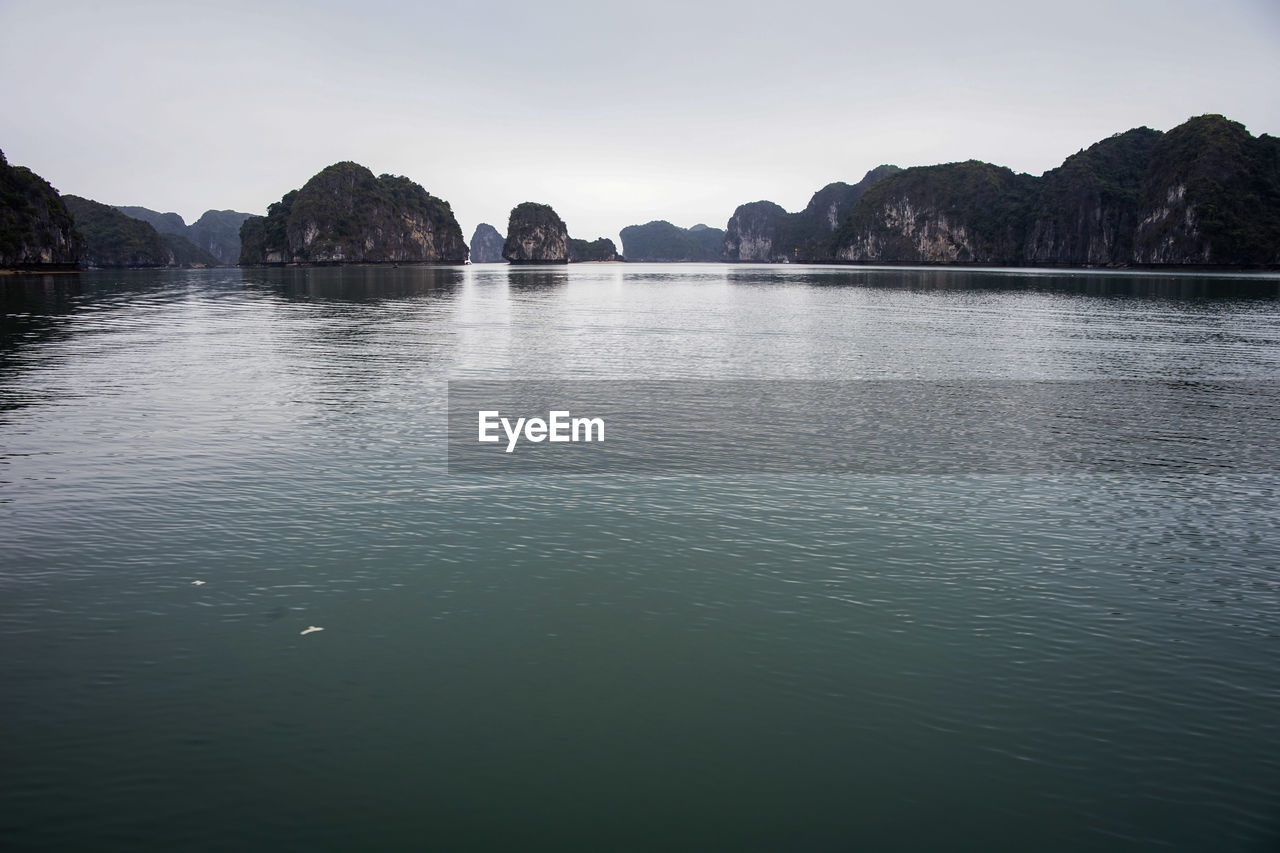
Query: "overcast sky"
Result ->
[[2, 0, 1278, 249]]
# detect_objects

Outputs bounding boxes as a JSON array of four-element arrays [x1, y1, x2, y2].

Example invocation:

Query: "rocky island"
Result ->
[[618, 221, 724, 262], [502, 203, 568, 264], [113, 205, 249, 266], [0, 149, 84, 269], [188, 210, 253, 265], [239, 162, 467, 265], [114, 206, 186, 237], [64, 196, 220, 268], [830, 115, 1279, 267], [469, 223, 504, 263], [569, 237, 619, 262]]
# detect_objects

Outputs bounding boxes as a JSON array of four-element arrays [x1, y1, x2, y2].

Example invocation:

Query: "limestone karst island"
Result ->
[[2, 114, 1277, 271]]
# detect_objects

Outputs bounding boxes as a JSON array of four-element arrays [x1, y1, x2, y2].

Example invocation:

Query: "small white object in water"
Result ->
[[300, 626, 324, 636], [191, 580, 206, 586]]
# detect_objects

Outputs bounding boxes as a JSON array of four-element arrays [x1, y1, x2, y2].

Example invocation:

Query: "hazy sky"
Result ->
[[2, 0, 1278, 249]]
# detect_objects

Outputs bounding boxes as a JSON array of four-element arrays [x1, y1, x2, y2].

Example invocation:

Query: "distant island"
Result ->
[[619, 221, 724, 262], [115, 206, 251, 266], [2, 115, 1277, 271], [569, 237, 620, 262], [65, 196, 221, 268], [469, 223, 504, 263]]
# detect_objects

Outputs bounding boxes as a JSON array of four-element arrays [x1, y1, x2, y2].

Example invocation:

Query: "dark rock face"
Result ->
[[1129, 115, 1279, 265], [67, 197, 218, 268], [187, 210, 252, 265], [0, 149, 85, 268], [112, 206, 251, 265], [833, 116, 1280, 266], [113, 206, 187, 235], [618, 221, 724, 261], [568, 237, 619, 262], [833, 161, 1035, 264], [161, 233, 220, 267], [239, 162, 467, 265], [723, 166, 901, 262], [502, 202, 568, 264], [63, 195, 174, 267], [469, 223, 504, 263], [1022, 128, 1162, 265]]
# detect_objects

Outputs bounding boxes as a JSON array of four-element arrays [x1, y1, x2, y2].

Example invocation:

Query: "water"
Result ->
[[2, 264, 1279, 851]]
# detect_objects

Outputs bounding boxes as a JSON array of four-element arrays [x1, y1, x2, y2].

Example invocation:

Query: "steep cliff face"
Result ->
[[619, 220, 724, 261], [568, 237, 619, 261], [834, 162, 1035, 264], [723, 166, 901, 262], [805, 182, 862, 231], [112, 206, 250, 265], [1024, 128, 1161, 265], [833, 116, 1280, 266], [1131, 115, 1279, 265], [160, 232, 221, 267], [0, 149, 85, 267], [469, 223, 504, 263], [187, 210, 251, 265], [722, 201, 787, 261], [63, 195, 174, 267], [239, 162, 467, 265], [502, 202, 568, 264], [779, 166, 904, 260], [1132, 182, 1206, 264]]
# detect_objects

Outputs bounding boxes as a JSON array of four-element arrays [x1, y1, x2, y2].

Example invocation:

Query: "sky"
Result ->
[[2, 0, 1278, 250]]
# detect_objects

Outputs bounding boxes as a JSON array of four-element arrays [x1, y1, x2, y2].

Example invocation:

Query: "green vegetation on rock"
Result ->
[[568, 237, 619, 262], [833, 161, 1037, 264], [63, 195, 172, 268], [111, 206, 251, 265], [1135, 115, 1280, 265], [724, 166, 901, 262], [619, 221, 724, 262], [239, 162, 467, 265], [186, 210, 251, 266], [0, 149, 84, 267], [832, 115, 1280, 266], [1024, 127, 1163, 264], [502, 202, 569, 264]]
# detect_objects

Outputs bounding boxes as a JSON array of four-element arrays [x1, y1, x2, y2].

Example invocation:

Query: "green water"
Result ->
[[2, 264, 1279, 851]]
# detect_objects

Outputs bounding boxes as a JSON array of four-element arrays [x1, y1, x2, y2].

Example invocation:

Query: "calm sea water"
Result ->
[[3, 264, 1280, 851]]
